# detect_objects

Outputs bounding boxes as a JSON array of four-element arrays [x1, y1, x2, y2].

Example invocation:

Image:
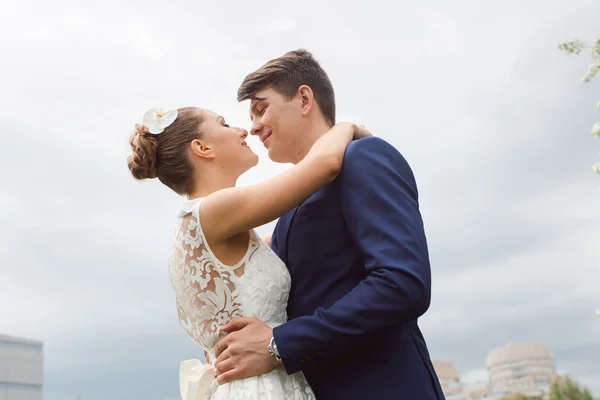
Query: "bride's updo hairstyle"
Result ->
[[127, 107, 204, 195]]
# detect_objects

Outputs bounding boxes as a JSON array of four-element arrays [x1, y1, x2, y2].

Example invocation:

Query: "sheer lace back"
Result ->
[[168, 198, 292, 358]]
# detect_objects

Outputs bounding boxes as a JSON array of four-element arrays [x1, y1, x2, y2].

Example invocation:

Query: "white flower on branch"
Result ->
[[582, 62, 600, 83], [592, 122, 600, 138], [558, 39, 586, 55]]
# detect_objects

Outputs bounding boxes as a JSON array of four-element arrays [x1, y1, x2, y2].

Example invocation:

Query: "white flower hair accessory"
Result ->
[[142, 108, 178, 134]]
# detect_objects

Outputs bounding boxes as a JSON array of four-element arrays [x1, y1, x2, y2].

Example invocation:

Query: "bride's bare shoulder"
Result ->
[[261, 232, 272, 247]]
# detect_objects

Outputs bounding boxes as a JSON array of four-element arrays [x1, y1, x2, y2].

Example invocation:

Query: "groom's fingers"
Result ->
[[216, 367, 241, 385], [214, 337, 229, 359], [215, 317, 257, 358], [214, 358, 236, 377], [220, 317, 254, 334], [215, 346, 233, 366]]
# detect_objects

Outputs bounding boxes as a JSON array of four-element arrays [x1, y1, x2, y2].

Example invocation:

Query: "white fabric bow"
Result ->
[[179, 359, 218, 400]]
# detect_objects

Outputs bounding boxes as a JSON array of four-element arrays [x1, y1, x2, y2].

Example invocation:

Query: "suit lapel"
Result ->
[[277, 206, 300, 266], [278, 186, 330, 265]]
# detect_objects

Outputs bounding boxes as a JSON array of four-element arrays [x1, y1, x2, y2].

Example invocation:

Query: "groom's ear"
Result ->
[[190, 139, 216, 159], [298, 85, 315, 117]]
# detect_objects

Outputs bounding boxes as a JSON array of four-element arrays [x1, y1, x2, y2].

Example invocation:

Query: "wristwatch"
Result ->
[[268, 336, 281, 362]]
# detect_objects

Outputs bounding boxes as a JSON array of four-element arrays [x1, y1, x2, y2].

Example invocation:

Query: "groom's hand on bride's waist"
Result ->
[[213, 317, 281, 384]]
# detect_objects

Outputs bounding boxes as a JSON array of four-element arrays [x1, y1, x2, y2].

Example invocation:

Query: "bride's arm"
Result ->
[[200, 123, 369, 241]]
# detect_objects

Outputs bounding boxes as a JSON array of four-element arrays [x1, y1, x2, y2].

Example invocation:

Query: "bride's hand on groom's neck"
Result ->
[[353, 124, 372, 140]]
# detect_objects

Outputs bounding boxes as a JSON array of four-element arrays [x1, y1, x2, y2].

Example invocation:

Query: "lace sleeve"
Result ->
[[168, 201, 245, 353]]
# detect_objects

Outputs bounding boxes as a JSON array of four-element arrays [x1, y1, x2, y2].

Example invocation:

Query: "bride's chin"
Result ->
[[242, 155, 259, 172]]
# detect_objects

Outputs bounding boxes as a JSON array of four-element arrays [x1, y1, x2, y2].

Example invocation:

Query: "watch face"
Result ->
[[269, 337, 279, 356]]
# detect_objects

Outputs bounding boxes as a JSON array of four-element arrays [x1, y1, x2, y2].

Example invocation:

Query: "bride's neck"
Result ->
[[187, 169, 238, 200]]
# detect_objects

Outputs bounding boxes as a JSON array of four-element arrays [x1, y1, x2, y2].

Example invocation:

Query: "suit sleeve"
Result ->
[[272, 137, 432, 374]]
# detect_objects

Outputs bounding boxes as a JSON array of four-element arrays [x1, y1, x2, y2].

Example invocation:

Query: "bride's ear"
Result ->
[[190, 139, 216, 159]]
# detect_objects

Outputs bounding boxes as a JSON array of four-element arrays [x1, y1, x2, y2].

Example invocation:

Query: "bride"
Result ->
[[127, 107, 370, 399]]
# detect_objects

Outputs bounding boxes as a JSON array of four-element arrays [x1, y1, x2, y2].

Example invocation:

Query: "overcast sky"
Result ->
[[1, 0, 599, 399]]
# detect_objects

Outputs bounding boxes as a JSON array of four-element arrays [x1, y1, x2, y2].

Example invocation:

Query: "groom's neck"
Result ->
[[291, 119, 333, 164]]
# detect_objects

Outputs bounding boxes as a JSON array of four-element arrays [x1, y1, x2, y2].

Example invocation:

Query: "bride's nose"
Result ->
[[238, 128, 248, 139]]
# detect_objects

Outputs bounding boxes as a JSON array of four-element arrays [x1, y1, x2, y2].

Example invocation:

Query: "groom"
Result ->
[[213, 49, 445, 399]]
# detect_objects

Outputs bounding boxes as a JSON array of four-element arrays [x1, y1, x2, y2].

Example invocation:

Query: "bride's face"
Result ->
[[199, 110, 259, 174]]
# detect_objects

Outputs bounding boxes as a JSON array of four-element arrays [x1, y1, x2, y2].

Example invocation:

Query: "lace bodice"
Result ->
[[168, 198, 292, 360], [168, 198, 314, 399]]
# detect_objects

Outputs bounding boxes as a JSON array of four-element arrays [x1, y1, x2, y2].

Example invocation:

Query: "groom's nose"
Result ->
[[250, 122, 262, 136]]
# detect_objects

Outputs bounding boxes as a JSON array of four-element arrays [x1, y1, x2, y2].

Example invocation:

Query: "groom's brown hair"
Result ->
[[237, 49, 336, 126]]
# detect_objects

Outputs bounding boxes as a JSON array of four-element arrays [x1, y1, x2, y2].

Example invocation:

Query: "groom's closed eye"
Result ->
[[250, 102, 267, 121], [252, 109, 265, 120], [256, 104, 266, 115]]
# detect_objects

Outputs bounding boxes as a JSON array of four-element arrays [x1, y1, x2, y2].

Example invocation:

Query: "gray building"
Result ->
[[486, 342, 556, 399], [0, 334, 43, 400]]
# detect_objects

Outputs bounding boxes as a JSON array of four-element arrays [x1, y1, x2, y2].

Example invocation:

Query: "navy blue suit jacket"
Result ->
[[271, 137, 445, 399]]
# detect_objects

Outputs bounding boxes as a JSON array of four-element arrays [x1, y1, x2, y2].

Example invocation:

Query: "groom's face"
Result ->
[[249, 87, 302, 163]]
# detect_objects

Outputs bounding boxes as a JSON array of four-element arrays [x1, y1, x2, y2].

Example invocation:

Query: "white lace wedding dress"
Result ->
[[168, 198, 315, 400]]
